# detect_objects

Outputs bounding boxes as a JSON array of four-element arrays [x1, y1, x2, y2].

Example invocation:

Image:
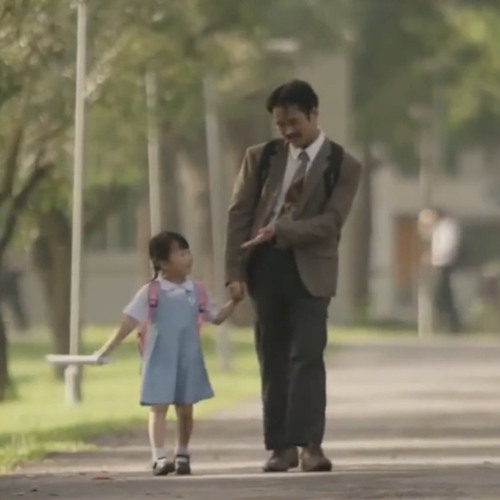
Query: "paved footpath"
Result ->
[[3, 337, 500, 499]]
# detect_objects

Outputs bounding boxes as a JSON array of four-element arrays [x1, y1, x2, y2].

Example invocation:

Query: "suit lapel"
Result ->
[[296, 138, 329, 214], [259, 140, 288, 220]]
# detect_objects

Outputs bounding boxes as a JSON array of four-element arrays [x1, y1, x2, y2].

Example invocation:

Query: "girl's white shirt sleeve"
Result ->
[[123, 284, 149, 323], [200, 286, 222, 324]]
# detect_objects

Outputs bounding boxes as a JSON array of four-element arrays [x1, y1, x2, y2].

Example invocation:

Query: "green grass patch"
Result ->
[[0, 326, 259, 472]]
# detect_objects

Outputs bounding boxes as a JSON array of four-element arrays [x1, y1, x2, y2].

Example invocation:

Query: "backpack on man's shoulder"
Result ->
[[253, 138, 345, 206]]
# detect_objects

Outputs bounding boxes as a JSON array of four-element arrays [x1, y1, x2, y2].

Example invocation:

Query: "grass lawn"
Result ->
[[0, 326, 259, 472]]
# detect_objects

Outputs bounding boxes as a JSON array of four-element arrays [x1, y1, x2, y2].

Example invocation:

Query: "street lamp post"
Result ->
[[66, 0, 88, 404], [145, 71, 161, 236], [411, 104, 434, 338]]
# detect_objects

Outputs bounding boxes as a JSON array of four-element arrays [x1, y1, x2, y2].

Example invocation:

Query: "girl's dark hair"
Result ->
[[266, 79, 319, 116], [149, 231, 189, 279]]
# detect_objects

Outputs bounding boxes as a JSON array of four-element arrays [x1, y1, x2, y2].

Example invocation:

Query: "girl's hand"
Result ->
[[92, 315, 138, 363], [92, 348, 110, 365], [213, 299, 240, 325]]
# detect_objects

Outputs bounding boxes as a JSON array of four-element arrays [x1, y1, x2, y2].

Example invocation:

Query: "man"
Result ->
[[430, 208, 462, 333], [224, 80, 361, 472]]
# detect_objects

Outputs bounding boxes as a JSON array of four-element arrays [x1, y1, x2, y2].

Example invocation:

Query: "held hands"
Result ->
[[227, 281, 246, 302], [213, 284, 245, 325], [240, 224, 276, 250]]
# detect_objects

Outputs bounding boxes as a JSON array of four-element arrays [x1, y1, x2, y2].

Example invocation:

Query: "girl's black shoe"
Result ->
[[152, 457, 175, 476], [174, 454, 191, 475]]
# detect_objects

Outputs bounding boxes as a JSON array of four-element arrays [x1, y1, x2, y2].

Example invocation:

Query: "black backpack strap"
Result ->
[[254, 138, 342, 207], [323, 140, 344, 199], [254, 139, 280, 207]]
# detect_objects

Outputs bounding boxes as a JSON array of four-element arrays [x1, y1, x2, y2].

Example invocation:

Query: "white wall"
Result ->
[[16, 251, 142, 327], [370, 163, 500, 323]]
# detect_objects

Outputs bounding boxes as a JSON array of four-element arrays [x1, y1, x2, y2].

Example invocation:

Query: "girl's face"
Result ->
[[159, 243, 193, 280]]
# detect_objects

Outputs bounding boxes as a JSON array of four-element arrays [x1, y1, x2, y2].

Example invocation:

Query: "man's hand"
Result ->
[[227, 281, 245, 302], [241, 224, 276, 250]]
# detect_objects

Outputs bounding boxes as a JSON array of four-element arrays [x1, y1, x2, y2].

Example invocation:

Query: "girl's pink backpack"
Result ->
[[136, 280, 208, 356]]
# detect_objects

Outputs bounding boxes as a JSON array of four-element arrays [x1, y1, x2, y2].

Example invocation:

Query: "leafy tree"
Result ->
[[0, 0, 348, 394]]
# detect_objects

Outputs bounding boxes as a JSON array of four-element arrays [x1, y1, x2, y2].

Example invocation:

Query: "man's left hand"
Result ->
[[241, 224, 276, 249]]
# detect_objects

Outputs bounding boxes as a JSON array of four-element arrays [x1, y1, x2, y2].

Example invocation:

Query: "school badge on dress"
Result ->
[[186, 290, 197, 307]]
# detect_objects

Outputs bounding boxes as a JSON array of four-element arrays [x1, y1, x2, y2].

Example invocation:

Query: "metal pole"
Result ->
[[145, 71, 162, 235], [431, 76, 445, 179], [66, 0, 88, 404], [203, 74, 230, 371], [419, 125, 433, 210], [417, 119, 434, 338]]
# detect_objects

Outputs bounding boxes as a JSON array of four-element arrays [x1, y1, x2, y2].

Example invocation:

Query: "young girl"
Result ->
[[93, 231, 240, 476]]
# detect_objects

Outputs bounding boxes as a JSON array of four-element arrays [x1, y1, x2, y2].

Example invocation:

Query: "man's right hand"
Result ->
[[227, 281, 245, 302]]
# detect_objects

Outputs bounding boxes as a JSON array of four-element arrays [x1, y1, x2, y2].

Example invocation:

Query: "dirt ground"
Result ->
[[3, 338, 500, 499]]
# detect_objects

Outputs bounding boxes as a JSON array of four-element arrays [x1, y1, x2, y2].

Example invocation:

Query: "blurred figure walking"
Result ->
[[431, 208, 463, 333]]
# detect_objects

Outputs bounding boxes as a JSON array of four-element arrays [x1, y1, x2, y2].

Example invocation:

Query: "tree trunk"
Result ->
[[175, 142, 212, 285], [32, 210, 71, 380], [0, 309, 9, 401], [0, 252, 13, 400], [136, 194, 152, 281], [160, 127, 181, 231], [350, 142, 373, 321], [136, 126, 182, 282]]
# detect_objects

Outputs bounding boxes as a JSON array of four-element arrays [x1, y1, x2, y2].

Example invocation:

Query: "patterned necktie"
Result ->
[[281, 150, 309, 215]]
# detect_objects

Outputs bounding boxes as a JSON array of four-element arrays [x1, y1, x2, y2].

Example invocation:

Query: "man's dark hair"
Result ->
[[266, 79, 319, 116]]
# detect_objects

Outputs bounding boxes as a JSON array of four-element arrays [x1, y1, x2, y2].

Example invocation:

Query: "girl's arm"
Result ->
[[95, 283, 150, 360], [94, 314, 139, 360], [212, 299, 239, 325], [198, 282, 241, 326]]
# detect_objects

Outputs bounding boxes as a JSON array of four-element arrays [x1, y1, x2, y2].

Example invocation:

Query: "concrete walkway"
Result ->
[[3, 337, 500, 499]]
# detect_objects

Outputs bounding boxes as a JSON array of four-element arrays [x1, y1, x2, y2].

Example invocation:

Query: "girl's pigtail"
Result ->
[[151, 261, 160, 281]]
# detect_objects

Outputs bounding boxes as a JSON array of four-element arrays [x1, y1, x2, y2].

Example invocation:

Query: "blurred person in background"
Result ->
[[430, 208, 463, 334]]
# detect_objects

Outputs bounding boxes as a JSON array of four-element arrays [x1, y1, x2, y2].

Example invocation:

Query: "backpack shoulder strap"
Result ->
[[193, 281, 208, 313], [147, 280, 160, 321], [323, 140, 344, 199], [255, 139, 280, 206]]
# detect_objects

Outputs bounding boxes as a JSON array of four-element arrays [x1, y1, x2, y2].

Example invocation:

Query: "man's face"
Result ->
[[272, 105, 318, 148]]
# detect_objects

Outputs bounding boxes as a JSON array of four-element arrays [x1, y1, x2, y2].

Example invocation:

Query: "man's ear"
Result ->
[[309, 107, 319, 121]]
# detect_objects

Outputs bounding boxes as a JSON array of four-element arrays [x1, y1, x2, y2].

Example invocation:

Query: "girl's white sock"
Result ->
[[152, 447, 167, 461], [175, 445, 189, 456]]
